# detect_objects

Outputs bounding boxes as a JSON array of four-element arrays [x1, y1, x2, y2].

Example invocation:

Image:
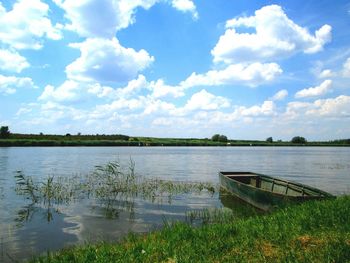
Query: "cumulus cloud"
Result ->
[[54, 0, 197, 38], [180, 62, 282, 88], [66, 38, 154, 84], [237, 100, 276, 117], [54, 0, 157, 37], [319, 69, 334, 78], [184, 89, 230, 111], [286, 95, 350, 118], [295, 79, 332, 98], [88, 75, 149, 99], [0, 0, 62, 50], [0, 49, 30, 73], [0, 75, 38, 94], [148, 79, 184, 98], [212, 5, 332, 64], [117, 75, 148, 97], [171, 0, 198, 20], [308, 95, 350, 117], [39, 81, 82, 102], [38, 80, 118, 102], [271, 89, 288, 101]]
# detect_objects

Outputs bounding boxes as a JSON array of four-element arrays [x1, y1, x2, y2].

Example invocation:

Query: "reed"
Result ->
[[14, 160, 218, 222]]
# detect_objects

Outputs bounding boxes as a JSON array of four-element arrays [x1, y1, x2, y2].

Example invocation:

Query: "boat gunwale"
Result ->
[[219, 171, 334, 198]]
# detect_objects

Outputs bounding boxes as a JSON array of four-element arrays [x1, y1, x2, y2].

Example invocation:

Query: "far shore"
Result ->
[[0, 135, 349, 147]]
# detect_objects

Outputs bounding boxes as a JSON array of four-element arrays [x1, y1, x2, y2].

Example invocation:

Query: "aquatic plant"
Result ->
[[14, 160, 218, 223], [185, 207, 237, 225]]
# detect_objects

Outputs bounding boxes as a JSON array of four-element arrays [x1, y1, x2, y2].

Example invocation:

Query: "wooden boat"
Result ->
[[219, 172, 334, 211]]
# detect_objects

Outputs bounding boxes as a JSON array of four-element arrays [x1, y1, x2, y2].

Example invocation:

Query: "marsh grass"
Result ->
[[14, 160, 218, 222], [185, 207, 237, 225]]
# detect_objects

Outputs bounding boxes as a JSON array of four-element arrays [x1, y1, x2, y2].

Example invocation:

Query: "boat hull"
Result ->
[[219, 172, 334, 211]]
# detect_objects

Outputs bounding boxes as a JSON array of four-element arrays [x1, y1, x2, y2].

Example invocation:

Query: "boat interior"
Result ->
[[222, 172, 322, 197]]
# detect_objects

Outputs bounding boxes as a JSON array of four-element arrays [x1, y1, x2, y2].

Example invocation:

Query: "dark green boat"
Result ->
[[219, 172, 334, 211]]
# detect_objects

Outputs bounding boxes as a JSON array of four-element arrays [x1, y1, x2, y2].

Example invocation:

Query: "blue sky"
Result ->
[[1, 0, 350, 140]]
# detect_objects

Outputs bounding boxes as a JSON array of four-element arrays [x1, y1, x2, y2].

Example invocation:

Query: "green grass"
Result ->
[[29, 196, 350, 263]]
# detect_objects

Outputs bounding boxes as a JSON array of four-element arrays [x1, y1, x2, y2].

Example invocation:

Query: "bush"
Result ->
[[0, 126, 10, 138], [212, 134, 228, 142], [291, 136, 307, 144]]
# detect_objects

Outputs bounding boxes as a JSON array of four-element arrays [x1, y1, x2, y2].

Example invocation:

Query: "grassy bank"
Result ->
[[1, 137, 350, 147], [30, 196, 350, 263]]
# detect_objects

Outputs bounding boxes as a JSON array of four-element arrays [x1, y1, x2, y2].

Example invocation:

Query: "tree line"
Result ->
[[1, 126, 349, 145]]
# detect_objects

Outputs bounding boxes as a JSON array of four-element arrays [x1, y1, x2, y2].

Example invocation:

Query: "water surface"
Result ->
[[0, 146, 349, 262]]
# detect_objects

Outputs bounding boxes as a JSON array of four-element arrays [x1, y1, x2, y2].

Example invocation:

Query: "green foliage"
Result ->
[[212, 134, 228, 142], [219, 135, 228, 142], [0, 126, 10, 138], [266, 137, 273, 143], [291, 136, 307, 144], [211, 134, 220, 141], [30, 196, 350, 262]]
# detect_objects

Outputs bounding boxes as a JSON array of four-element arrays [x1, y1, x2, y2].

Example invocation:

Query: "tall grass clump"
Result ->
[[14, 159, 218, 222]]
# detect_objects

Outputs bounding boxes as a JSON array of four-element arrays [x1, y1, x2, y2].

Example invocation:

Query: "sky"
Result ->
[[0, 0, 350, 140]]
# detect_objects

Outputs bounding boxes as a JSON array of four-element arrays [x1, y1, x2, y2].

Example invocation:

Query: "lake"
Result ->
[[0, 146, 349, 262]]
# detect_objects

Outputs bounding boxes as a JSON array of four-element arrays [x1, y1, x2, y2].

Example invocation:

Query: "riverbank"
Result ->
[[1, 138, 349, 147], [30, 195, 350, 263]]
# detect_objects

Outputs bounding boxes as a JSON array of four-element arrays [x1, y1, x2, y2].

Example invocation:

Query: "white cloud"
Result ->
[[54, 0, 197, 38], [184, 89, 230, 111], [0, 49, 30, 73], [38, 80, 117, 102], [96, 74, 148, 99], [87, 83, 115, 98], [237, 100, 276, 117], [143, 98, 176, 115], [16, 107, 33, 116], [171, 0, 198, 20], [271, 89, 288, 101], [295, 79, 332, 98], [342, 57, 350, 77], [308, 95, 350, 117], [39, 81, 82, 102], [180, 62, 282, 88], [0, 0, 62, 50], [0, 75, 37, 95], [148, 79, 184, 98], [54, 0, 156, 37], [319, 69, 334, 78], [117, 75, 148, 97], [66, 38, 154, 84], [212, 5, 332, 64], [286, 95, 350, 118]]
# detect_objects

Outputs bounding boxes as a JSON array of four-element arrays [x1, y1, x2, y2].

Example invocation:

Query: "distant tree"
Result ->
[[211, 134, 220, 141], [266, 137, 273, 143], [77, 132, 81, 136], [0, 126, 10, 138], [65, 133, 71, 137], [219, 135, 228, 142], [39, 132, 44, 136], [291, 136, 307, 144]]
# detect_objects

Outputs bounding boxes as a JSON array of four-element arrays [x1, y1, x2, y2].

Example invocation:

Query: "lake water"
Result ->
[[0, 146, 349, 262]]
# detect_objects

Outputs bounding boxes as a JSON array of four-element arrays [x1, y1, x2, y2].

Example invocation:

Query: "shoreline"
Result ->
[[29, 196, 350, 262], [1, 139, 349, 147]]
